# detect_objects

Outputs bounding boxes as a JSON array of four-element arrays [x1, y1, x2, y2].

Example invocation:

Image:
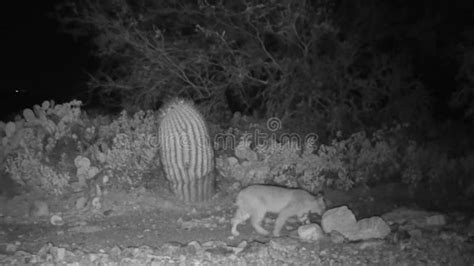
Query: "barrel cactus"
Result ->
[[157, 99, 216, 202]]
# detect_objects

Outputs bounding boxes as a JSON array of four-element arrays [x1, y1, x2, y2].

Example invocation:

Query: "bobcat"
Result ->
[[231, 185, 326, 237]]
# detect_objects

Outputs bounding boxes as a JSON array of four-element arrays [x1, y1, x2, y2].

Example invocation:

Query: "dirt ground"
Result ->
[[1, 182, 473, 265]]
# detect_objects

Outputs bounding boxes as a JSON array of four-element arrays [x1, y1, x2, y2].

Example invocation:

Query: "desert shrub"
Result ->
[[451, 42, 474, 119], [402, 142, 474, 197], [337, 124, 407, 185], [3, 101, 84, 195], [1, 99, 164, 194], [306, 124, 473, 195], [6, 152, 72, 195], [257, 139, 306, 188], [93, 110, 160, 187], [217, 122, 416, 191], [290, 124, 406, 191], [56, 0, 432, 137], [203, 111, 473, 196]]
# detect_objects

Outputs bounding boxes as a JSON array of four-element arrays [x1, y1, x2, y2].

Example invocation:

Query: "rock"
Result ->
[[160, 242, 182, 256], [426, 214, 446, 226], [56, 247, 66, 261], [345, 217, 391, 241], [75, 197, 88, 210], [269, 238, 300, 253], [30, 201, 49, 217], [383, 208, 448, 230], [408, 229, 422, 238], [102, 175, 109, 184], [329, 231, 346, 244], [92, 197, 101, 210], [183, 241, 201, 256], [50, 215, 64, 226], [5, 243, 18, 253], [322, 206, 390, 241], [356, 240, 385, 250], [321, 206, 358, 235], [240, 241, 269, 258], [201, 241, 234, 256], [74, 156, 91, 169], [297, 224, 325, 241], [109, 246, 122, 257], [382, 207, 434, 228]]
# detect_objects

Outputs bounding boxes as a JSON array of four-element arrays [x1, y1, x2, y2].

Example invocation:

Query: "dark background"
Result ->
[[0, 0, 95, 119], [0, 0, 473, 121]]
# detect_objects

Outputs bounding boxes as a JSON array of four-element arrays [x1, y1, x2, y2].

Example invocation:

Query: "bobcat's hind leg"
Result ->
[[273, 209, 294, 237]]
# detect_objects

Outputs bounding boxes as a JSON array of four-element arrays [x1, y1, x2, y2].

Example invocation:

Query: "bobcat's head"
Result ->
[[310, 195, 326, 215]]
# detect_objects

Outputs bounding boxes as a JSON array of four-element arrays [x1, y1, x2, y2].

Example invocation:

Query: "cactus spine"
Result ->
[[158, 99, 215, 202]]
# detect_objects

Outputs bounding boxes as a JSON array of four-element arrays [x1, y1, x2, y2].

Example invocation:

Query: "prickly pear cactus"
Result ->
[[158, 99, 215, 202]]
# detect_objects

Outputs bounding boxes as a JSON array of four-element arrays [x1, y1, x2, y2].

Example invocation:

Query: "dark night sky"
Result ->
[[0, 0, 93, 117], [0, 1, 472, 120]]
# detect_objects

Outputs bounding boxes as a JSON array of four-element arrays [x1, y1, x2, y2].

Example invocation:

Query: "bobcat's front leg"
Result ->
[[250, 210, 270, 236], [231, 208, 250, 236]]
